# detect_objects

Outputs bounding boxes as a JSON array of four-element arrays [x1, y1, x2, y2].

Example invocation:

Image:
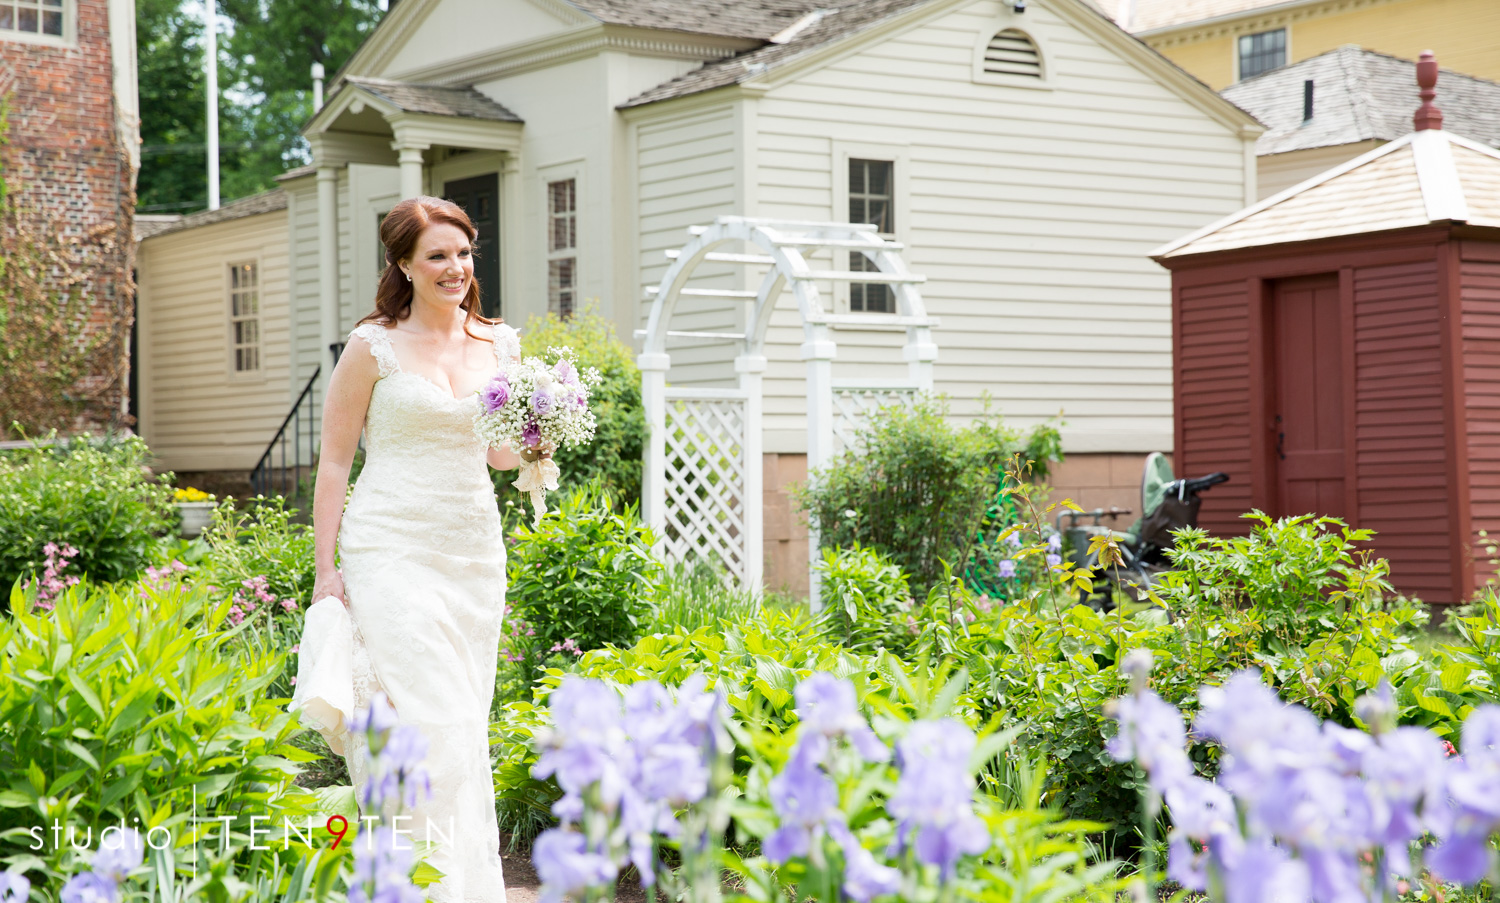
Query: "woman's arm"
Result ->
[[486, 443, 521, 471], [311, 338, 379, 606]]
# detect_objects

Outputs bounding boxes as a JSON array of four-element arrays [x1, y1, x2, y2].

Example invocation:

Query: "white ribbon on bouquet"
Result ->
[[513, 445, 559, 526]]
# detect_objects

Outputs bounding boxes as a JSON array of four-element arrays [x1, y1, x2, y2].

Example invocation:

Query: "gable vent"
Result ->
[[983, 29, 1041, 78]]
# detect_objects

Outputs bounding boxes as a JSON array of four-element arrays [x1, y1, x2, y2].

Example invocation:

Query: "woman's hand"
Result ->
[[518, 441, 555, 464], [314, 568, 348, 608]]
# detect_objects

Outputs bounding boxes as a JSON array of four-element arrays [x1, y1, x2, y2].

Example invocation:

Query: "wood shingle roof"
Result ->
[[1221, 47, 1500, 157]]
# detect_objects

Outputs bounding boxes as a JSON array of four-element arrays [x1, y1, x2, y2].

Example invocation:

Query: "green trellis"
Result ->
[[962, 466, 1022, 598]]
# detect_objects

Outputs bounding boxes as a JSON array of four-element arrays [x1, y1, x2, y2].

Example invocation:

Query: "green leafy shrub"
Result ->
[[504, 483, 662, 683], [796, 395, 1061, 593], [815, 544, 914, 653], [0, 435, 174, 590], [0, 576, 324, 889], [508, 304, 646, 509], [193, 496, 317, 699], [1152, 512, 1392, 636], [911, 511, 1455, 845]]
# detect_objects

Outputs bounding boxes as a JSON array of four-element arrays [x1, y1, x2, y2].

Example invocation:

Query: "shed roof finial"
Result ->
[[1414, 50, 1443, 131]]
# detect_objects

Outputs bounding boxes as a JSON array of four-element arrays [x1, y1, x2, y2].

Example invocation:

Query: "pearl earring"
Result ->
[[405, 272, 411, 282]]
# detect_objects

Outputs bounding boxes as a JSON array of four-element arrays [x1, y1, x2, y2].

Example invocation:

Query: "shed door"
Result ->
[[443, 174, 501, 319], [1272, 273, 1346, 518]]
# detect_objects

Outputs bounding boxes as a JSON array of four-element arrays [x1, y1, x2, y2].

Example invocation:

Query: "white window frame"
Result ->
[[971, 15, 1053, 90], [832, 140, 909, 319], [0, 0, 72, 47], [539, 159, 583, 319], [1234, 26, 1289, 82], [225, 259, 265, 381]]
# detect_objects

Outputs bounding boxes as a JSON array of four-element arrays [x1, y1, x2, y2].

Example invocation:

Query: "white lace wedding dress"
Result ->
[[335, 320, 516, 902]]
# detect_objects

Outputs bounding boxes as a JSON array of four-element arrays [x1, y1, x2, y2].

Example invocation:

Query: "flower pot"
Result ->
[[177, 501, 216, 538]]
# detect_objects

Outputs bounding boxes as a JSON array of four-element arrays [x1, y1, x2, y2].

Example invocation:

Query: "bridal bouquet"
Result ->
[[473, 348, 602, 525]]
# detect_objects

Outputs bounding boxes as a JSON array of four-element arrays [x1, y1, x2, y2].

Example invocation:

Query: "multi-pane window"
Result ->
[[229, 262, 260, 373], [848, 158, 894, 314], [547, 179, 576, 318], [1238, 28, 1286, 81], [0, 0, 64, 38]]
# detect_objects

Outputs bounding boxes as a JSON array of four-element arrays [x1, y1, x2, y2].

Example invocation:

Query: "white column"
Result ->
[[317, 166, 342, 376], [394, 143, 426, 200], [501, 153, 522, 319], [904, 326, 938, 391], [639, 352, 671, 542], [736, 354, 767, 592], [801, 325, 837, 609]]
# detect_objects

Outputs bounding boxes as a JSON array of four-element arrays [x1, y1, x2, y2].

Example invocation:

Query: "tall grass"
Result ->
[[645, 560, 762, 634]]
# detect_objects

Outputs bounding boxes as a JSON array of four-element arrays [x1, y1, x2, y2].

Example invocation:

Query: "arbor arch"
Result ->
[[639, 216, 938, 598]]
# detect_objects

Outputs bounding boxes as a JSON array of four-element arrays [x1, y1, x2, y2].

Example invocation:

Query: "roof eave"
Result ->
[[1132, 0, 1331, 38], [1152, 131, 1415, 259]]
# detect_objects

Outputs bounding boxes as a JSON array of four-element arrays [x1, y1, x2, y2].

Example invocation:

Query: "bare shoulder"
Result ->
[[334, 331, 384, 383]]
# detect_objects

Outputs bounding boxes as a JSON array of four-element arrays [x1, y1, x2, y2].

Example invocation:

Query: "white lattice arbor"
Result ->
[[639, 216, 938, 597]]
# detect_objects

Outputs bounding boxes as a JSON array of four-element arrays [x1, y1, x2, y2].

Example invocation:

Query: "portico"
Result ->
[[302, 76, 524, 374]]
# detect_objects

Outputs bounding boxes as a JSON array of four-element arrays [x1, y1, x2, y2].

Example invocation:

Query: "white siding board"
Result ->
[[137, 209, 293, 472], [746, 0, 1247, 451]]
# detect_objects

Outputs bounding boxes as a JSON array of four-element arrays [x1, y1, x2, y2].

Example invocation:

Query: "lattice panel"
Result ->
[[662, 397, 748, 581], [832, 388, 917, 452]]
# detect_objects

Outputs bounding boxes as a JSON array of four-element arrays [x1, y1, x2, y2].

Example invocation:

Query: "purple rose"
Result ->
[[531, 388, 557, 416], [481, 375, 510, 413], [522, 420, 542, 447], [554, 359, 577, 385]]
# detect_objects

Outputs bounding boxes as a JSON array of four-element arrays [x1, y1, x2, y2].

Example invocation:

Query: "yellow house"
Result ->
[[1089, 0, 1500, 89]]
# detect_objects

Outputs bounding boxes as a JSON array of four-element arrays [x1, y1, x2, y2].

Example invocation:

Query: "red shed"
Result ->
[[1152, 54, 1500, 605]]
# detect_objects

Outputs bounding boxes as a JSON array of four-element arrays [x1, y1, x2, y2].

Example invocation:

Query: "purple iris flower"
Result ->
[[764, 741, 844, 863], [481, 374, 510, 412], [1107, 689, 1193, 789], [531, 388, 557, 416], [533, 830, 617, 903], [1222, 838, 1310, 903], [1046, 533, 1062, 552], [0, 873, 28, 903], [349, 827, 423, 903], [998, 560, 1017, 579], [59, 873, 114, 903], [93, 828, 144, 882], [793, 673, 889, 762], [833, 825, 902, 902], [1045, 554, 1062, 567], [889, 720, 989, 881], [349, 692, 399, 740], [521, 420, 542, 448]]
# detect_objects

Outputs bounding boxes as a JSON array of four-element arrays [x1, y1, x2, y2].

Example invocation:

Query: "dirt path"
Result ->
[[499, 835, 650, 903]]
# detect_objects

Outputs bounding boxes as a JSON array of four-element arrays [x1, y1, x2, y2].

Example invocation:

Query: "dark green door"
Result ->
[[443, 173, 501, 319]]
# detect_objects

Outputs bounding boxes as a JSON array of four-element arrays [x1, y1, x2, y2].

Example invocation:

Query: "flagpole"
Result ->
[[205, 0, 219, 210]]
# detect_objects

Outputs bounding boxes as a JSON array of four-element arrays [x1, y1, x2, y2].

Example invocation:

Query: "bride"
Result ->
[[308, 195, 519, 901]]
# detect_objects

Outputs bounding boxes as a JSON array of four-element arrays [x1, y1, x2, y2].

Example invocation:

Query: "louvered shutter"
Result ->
[[983, 29, 1041, 78]]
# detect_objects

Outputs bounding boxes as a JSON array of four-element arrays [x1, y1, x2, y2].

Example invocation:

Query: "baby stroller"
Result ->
[[1056, 453, 1228, 606]]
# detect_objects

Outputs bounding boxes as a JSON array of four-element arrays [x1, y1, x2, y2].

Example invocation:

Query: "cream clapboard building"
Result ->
[[135, 0, 1261, 585]]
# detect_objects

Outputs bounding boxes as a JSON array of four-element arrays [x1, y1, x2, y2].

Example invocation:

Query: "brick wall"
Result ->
[[0, 0, 135, 429]]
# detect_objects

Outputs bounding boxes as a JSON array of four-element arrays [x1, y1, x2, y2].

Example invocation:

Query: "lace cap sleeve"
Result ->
[[492, 323, 521, 367], [349, 323, 399, 378]]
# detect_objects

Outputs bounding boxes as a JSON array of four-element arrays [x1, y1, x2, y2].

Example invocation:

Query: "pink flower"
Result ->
[[291, 644, 301, 654], [290, 676, 297, 685], [43, 542, 58, 556], [280, 599, 297, 612]]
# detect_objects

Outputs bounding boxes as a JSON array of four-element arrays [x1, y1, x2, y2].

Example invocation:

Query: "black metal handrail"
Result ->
[[250, 366, 320, 497]]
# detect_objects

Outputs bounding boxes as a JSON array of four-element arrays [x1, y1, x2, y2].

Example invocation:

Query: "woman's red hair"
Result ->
[[357, 195, 498, 340]]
